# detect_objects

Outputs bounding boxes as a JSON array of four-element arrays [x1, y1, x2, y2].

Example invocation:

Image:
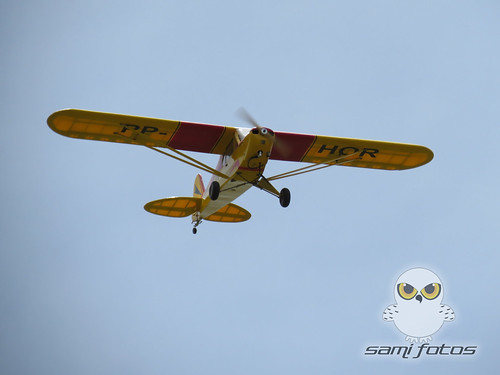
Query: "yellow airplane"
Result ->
[[47, 109, 433, 234]]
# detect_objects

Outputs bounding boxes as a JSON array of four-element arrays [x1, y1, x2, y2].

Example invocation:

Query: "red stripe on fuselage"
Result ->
[[169, 122, 226, 153]]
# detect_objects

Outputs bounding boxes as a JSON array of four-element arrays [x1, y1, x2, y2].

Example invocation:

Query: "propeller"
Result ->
[[237, 107, 290, 158]]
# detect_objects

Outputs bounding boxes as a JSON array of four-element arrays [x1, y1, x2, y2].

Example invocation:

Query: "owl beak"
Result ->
[[416, 294, 423, 303]]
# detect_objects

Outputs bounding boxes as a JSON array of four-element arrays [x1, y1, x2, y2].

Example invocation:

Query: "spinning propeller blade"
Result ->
[[237, 107, 262, 130]]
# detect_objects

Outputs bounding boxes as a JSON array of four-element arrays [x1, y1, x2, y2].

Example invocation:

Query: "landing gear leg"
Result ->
[[279, 188, 291, 208], [192, 212, 202, 234]]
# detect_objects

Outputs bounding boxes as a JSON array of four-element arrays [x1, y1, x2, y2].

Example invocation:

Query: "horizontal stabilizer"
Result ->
[[144, 197, 201, 217], [205, 203, 251, 223]]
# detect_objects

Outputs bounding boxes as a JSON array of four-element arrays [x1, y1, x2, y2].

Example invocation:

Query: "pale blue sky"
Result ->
[[1, 1, 499, 373]]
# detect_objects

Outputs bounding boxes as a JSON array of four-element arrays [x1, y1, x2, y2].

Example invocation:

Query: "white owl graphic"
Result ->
[[383, 268, 455, 343]]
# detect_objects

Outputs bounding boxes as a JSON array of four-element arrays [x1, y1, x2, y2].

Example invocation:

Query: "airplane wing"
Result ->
[[270, 131, 433, 170], [48, 109, 433, 171], [47, 109, 238, 155]]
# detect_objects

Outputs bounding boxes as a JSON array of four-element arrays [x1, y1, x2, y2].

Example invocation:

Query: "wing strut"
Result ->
[[114, 131, 229, 179], [267, 152, 361, 181]]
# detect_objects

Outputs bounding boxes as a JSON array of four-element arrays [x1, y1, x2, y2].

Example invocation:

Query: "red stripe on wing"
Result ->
[[270, 132, 316, 161], [168, 122, 226, 153]]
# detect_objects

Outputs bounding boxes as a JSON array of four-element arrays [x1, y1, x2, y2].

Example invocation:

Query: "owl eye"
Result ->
[[397, 283, 417, 300], [421, 283, 441, 300]]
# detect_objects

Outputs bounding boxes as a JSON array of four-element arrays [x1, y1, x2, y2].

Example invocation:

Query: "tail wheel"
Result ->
[[209, 181, 220, 200], [279, 188, 291, 208]]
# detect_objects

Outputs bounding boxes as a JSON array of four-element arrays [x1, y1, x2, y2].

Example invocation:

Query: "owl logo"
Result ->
[[383, 268, 455, 343]]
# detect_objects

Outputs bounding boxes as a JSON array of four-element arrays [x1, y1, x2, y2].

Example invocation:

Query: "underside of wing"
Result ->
[[204, 203, 251, 223], [47, 109, 238, 155], [48, 109, 433, 170], [270, 131, 433, 170], [144, 197, 201, 217]]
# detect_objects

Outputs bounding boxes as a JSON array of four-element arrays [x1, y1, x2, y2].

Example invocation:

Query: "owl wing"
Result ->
[[383, 304, 399, 321], [439, 304, 455, 321]]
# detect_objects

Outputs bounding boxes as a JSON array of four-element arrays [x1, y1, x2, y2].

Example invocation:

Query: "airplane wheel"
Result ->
[[209, 181, 220, 200], [192, 228, 197, 234], [279, 188, 291, 208]]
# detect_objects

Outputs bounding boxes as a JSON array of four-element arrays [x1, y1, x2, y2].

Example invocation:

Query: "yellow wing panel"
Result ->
[[48, 109, 180, 147], [204, 203, 251, 223], [144, 197, 201, 217], [302, 135, 434, 170]]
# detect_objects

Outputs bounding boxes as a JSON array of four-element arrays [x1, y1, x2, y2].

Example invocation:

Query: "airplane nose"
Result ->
[[416, 294, 423, 303]]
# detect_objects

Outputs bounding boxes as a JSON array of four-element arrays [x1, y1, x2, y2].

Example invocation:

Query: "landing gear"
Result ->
[[209, 181, 220, 200], [279, 188, 291, 208], [192, 212, 201, 234]]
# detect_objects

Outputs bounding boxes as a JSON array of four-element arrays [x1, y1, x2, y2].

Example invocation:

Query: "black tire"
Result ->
[[209, 181, 220, 200], [279, 188, 291, 208]]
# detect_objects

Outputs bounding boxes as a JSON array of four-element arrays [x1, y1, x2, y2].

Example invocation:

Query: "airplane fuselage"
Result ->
[[198, 128, 275, 219]]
